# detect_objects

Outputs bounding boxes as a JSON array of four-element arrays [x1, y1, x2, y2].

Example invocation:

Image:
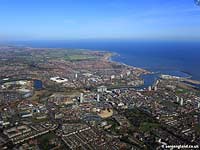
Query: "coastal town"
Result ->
[[0, 46, 200, 150]]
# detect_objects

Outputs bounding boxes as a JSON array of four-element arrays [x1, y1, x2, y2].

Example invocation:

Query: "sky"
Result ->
[[0, 0, 200, 41]]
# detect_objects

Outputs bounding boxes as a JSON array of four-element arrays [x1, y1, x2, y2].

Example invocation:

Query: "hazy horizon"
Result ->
[[1, 0, 200, 41]]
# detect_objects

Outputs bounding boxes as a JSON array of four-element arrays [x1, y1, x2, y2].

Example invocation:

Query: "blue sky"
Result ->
[[0, 0, 200, 41]]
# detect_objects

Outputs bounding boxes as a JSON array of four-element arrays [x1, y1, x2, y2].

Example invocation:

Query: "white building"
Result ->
[[97, 86, 107, 93], [50, 77, 68, 83], [80, 93, 84, 103], [97, 94, 100, 102], [148, 86, 152, 91], [180, 98, 184, 106]]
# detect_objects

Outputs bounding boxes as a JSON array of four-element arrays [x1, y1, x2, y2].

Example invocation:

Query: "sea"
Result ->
[[4, 40, 200, 89]]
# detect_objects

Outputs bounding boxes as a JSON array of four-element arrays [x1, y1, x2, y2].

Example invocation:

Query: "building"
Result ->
[[80, 93, 84, 103], [198, 102, 200, 109], [75, 73, 78, 79], [148, 86, 152, 91], [97, 86, 107, 93], [97, 94, 100, 102], [154, 86, 157, 91], [180, 98, 184, 106], [50, 77, 68, 83]]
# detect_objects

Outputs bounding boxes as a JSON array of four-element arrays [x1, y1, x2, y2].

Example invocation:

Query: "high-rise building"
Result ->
[[75, 73, 78, 79], [154, 86, 157, 91], [80, 93, 84, 103], [180, 98, 184, 106], [97, 94, 100, 102], [198, 102, 200, 109], [148, 86, 152, 91]]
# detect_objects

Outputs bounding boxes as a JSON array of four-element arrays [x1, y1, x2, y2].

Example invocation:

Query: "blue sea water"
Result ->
[[6, 40, 200, 86]]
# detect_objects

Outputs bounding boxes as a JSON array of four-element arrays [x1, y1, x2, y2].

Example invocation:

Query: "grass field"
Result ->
[[175, 88, 189, 94], [65, 54, 98, 61], [139, 122, 160, 132]]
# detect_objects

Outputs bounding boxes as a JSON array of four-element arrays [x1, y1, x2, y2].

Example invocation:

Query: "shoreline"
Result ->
[[106, 52, 150, 74], [105, 51, 200, 88], [2, 45, 200, 87]]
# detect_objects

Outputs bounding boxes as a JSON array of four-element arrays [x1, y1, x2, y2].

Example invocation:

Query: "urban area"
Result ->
[[0, 46, 200, 150]]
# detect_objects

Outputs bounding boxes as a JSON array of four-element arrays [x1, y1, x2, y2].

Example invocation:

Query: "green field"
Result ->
[[175, 88, 189, 94], [139, 122, 160, 132], [65, 54, 98, 61]]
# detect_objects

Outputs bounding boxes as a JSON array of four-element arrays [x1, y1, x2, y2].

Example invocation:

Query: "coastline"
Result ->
[[3, 40, 200, 81], [107, 51, 150, 74], [105, 51, 154, 89], [2, 44, 200, 89], [106, 51, 200, 89]]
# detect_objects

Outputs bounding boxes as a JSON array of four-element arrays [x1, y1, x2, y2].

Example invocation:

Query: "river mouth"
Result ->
[[137, 70, 191, 90], [111, 53, 192, 90]]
